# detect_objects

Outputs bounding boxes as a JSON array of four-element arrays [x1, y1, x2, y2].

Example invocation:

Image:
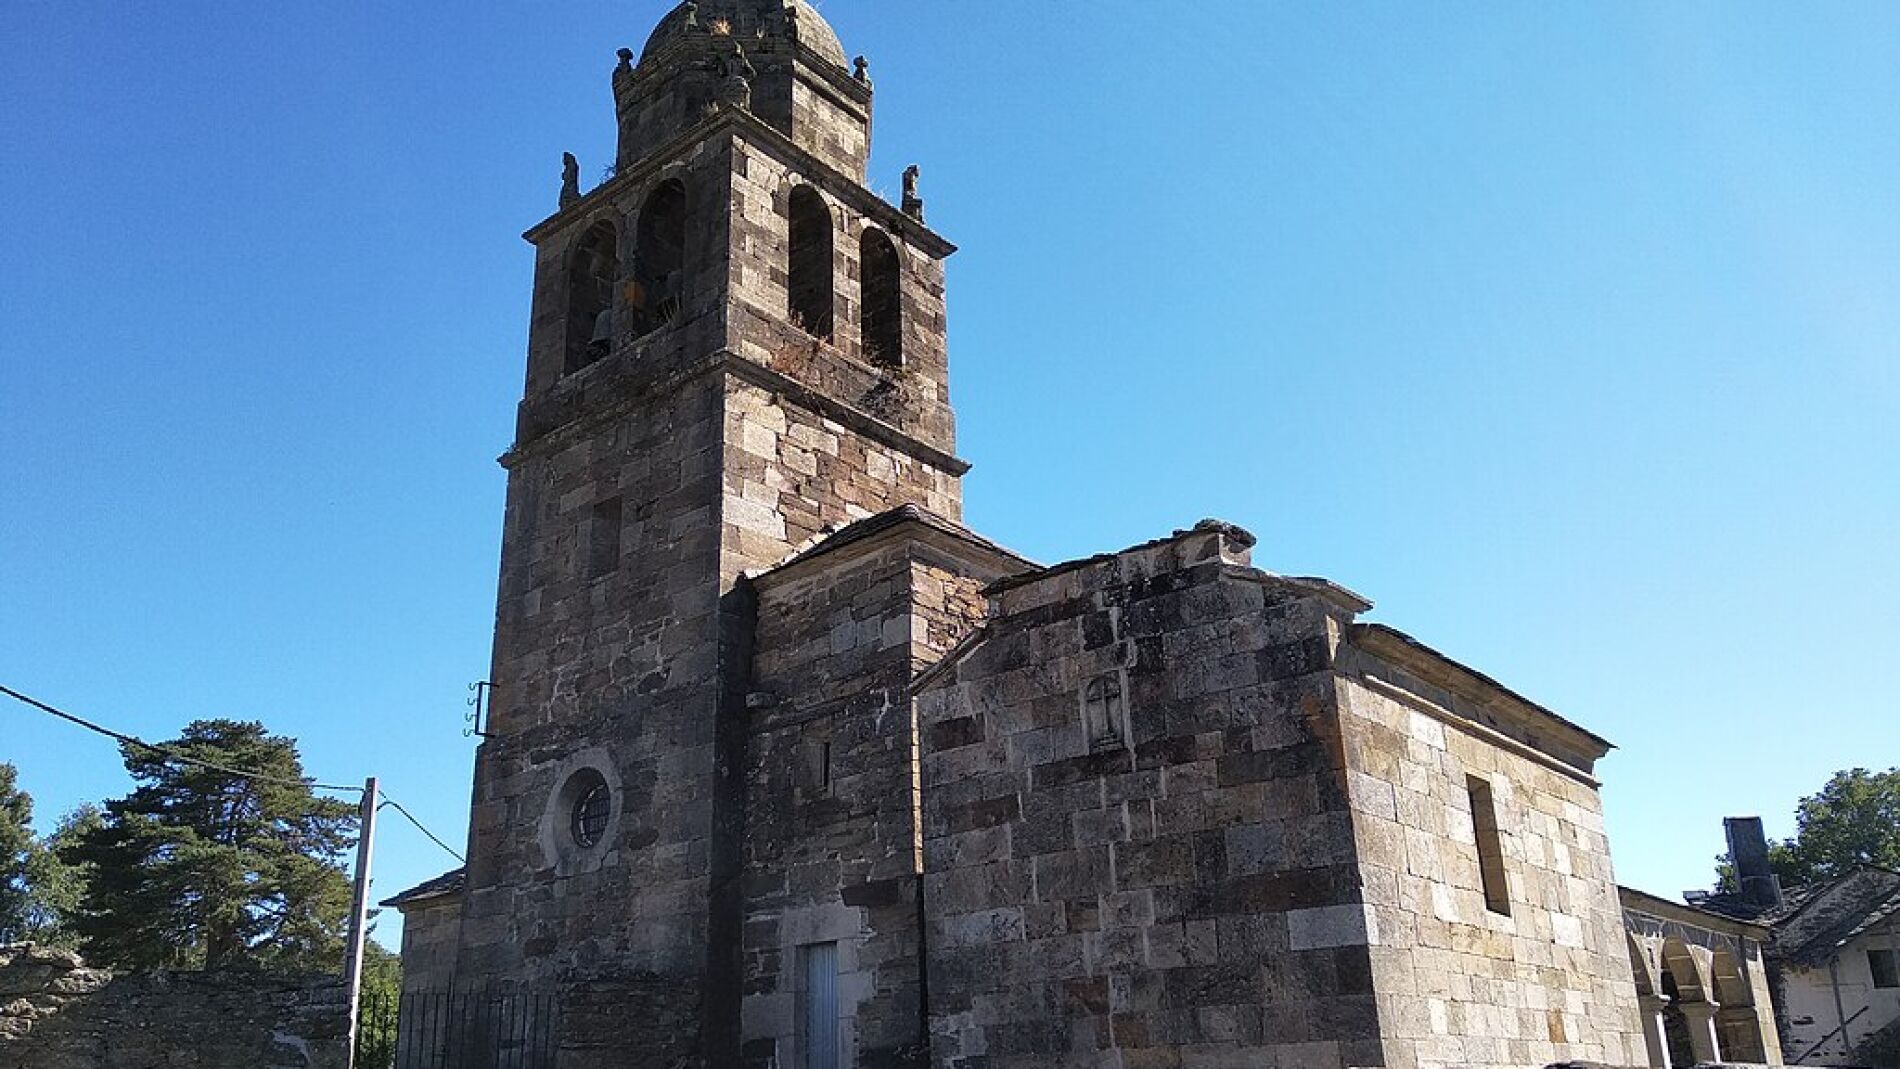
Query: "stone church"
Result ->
[[387, 3, 1653, 1066]]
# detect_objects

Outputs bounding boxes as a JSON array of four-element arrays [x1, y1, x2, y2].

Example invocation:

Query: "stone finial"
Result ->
[[853, 56, 871, 84], [682, 1, 700, 30], [560, 152, 581, 208], [901, 165, 925, 222], [1190, 518, 1257, 550], [616, 47, 634, 70]]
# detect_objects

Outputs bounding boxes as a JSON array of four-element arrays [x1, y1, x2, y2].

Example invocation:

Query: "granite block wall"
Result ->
[[917, 524, 1389, 1069], [1335, 632, 1648, 1068], [739, 521, 1015, 1069]]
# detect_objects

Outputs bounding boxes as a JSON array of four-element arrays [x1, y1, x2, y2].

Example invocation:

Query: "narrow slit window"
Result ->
[[1467, 775, 1511, 916], [589, 497, 622, 578], [1083, 674, 1124, 747]]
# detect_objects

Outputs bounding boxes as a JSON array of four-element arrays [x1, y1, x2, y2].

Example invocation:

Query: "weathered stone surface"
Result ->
[[390, 3, 1667, 1066], [0, 944, 347, 1069]]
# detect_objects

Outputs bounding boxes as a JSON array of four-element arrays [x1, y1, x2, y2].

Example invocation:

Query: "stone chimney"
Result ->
[[1726, 816, 1785, 911]]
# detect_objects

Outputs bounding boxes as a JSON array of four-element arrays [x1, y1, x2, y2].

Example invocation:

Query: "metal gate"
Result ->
[[355, 988, 559, 1069]]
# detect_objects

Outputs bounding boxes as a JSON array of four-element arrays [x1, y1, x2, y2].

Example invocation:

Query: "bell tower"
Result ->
[[454, 2, 965, 1062]]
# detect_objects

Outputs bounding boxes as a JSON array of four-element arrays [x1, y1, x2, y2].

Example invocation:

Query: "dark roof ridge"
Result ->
[[752, 503, 1037, 582], [380, 867, 466, 909]]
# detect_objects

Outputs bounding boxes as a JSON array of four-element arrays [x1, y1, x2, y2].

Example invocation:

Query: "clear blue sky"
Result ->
[[3, 3, 1896, 951]]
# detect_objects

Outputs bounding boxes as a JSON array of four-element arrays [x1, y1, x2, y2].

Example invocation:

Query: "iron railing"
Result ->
[[355, 987, 560, 1069]]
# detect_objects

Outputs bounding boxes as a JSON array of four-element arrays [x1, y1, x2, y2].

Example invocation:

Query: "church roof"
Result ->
[[640, 0, 849, 71], [755, 503, 1038, 583], [380, 867, 465, 910]]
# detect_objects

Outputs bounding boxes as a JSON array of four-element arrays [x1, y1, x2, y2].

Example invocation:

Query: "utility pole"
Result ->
[[343, 776, 380, 1069]]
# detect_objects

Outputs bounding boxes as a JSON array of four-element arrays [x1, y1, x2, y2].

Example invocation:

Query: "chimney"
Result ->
[[1726, 816, 1785, 911]]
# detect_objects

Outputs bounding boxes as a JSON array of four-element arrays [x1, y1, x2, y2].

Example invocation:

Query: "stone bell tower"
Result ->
[[453, 1, 965, 1062]]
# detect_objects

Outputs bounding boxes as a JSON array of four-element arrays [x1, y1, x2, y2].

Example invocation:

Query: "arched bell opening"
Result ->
[[628, 178, 688, 339], [565, 220, 620, 375], [858, 227, 903, 369], [788, 185, 834, 340]]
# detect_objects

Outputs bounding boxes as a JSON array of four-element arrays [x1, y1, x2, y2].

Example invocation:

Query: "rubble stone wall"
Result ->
[[0, 944, 347, 1069]]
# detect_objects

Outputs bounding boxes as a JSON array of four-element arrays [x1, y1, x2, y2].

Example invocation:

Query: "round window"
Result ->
[[568, 775, 612, 849]]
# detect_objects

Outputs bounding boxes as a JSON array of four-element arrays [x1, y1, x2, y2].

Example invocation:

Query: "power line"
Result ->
[[0, 682, 466, 863], [380, 795, 465, 864], [1, 682, 362, 792]]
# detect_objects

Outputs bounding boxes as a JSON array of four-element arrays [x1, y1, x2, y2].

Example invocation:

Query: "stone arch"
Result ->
[[1659, 936, 1711, 1003], [787, 184, 834, 339], [1660, 937, 1719, 1065], [629, 176, 688, 339], [858, 226, 902, 368], [1628, 931, 1661, 997], [564, 217, 620, 374], [1710, 945, 1768, 1061]]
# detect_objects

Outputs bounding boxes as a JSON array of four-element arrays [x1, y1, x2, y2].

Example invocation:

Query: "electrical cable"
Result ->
[[379, 795, 465, 864], [1, 682, 362, 792], [1, 681, 467, 863]]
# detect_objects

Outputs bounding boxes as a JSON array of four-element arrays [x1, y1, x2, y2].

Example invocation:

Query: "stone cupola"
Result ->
[[613, 0, 874, 178]]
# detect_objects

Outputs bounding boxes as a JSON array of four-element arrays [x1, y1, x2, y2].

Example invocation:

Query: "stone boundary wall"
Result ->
[[0, 943, 347, 1069]]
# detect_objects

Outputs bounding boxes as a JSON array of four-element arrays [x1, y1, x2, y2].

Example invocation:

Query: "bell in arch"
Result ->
[[588, 308, 613, 352]]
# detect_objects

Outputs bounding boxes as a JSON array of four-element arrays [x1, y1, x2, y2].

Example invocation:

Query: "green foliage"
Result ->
[[1716, 767, 1900, 891], [355, 937, 404, 1069], [63, 719, 358, 972], [0, 764, 36, 941], [0, 767, 97, 948], [20, 805, 102, 949], [1783, 767, 1900, 882]]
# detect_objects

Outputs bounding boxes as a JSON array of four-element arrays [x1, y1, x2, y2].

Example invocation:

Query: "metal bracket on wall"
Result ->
[[466, 681, 494, 738]]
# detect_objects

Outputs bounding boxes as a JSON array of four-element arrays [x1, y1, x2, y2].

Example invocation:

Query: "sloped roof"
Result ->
[[380, 867, 465, 910], [754, 503, 1037, 583], [1771, 866, 1900, 967]]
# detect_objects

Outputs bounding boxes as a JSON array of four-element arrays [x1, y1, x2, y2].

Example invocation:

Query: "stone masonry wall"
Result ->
[[1334, 646, 1648, 1068], [743, 540, 931, 1069], [394, 896, 461, 994], [917, 525, 1390, 1069], [461, 369, 728, 991], [726, 130, 955, 454], [0, 944, 347, 1069], [740, 524, 1010, 1069]]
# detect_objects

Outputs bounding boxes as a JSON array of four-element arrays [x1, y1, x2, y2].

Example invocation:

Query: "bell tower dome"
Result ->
[[615, 0, 874, 178]]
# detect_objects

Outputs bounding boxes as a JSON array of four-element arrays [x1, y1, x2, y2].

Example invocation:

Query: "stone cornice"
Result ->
[[500, 348, 971, 476], [522, 108, 955, 259], [1620, 885, 1773, 939], [750, 506, 1034, 590], [1350, 622, 1613, 756]]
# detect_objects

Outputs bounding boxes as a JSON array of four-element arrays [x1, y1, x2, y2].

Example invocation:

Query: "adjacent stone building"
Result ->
[[388, 3, 1657, 1066]]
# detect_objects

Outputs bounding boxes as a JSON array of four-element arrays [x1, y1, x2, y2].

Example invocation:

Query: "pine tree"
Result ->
[[0, 764, 36, 942], [64, 720, 357, 972]]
